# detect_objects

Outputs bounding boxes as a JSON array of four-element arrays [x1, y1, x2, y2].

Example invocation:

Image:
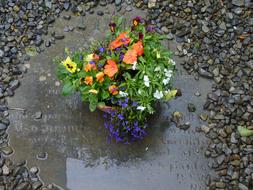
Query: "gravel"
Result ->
[[143, 0, 253, 189], [0, 0, 252, 189]]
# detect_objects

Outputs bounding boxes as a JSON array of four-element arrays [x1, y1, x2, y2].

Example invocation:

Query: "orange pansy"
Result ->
[[96, 72, 105, 83], [123, 49, 137, 64], [132, 41, 144, 56], [117, 32, 131, 44], [108, 85, 119, 95], [104, 59, 118, 78], [84, 63, 92, 72], [109, 41, 121, 50], [109, 32, 131, 50], [84, 76, 93, 85], [93, 53, 100, 61], [84, 63, 96, 72]]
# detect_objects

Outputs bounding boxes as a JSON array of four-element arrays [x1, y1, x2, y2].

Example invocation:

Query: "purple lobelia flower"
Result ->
[[117, 114, 124, 120], [121, 102, 128, 108], [99, 47, 105, 53], [89, 61, 95, 65], [132, 102, 138, 107], [119, 52, 124, 61]]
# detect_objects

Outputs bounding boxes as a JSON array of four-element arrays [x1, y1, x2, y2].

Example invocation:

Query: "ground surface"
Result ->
[[6, 4, 214, 190], [1, 0, 252, 190]]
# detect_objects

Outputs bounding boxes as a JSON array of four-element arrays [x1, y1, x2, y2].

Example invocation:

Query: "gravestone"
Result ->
[[7, 4, 214, 190]]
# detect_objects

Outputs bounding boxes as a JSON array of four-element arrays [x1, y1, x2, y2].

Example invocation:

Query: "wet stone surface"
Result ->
[[6, 4, 214, 190]]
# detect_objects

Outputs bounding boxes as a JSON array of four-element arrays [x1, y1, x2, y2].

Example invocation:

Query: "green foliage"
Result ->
[[54, 16, 176, 115], [61, 80, 74, 96]]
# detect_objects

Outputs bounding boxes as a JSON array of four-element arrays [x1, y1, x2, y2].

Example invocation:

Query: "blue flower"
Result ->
[[89, 61, 95, 65], [132, 102, 138, 107], [117, 114, 124, 120], [119, 52, 124, 61], [99, 47, 105, 53], [134, 121, 138, 127], [117, 100, 122, 106], [121, 102, 128, 108]]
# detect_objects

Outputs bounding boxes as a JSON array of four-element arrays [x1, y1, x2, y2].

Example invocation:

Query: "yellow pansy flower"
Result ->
[[62, 56, 77, 73], [85, 54, 94, 62]]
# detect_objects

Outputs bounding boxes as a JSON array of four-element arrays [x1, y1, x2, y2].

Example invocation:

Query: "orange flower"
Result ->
[[117, 32, 131, 44], [104, 59, 118, 78], [109, 85, 118, 95], [84, 63, 96, 72], [133, 20, 138, 26], [109, 32, 131, 50], [84, 76, 93, 85], [96, 72, 104, 83], [123, 49, 137, 64], [132, 41, 144, 56], [93, 53, 100, 61], [109, 41, 121, 50]]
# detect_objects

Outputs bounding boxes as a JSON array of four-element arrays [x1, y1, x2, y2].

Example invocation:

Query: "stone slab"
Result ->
[[7, 4, 214, 190]]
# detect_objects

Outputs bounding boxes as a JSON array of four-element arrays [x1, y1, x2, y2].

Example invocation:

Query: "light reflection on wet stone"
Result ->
[[7, 4, 214, 190]]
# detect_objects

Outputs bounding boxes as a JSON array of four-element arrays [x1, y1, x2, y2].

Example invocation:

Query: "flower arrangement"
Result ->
[[56, 16, 177, 143]]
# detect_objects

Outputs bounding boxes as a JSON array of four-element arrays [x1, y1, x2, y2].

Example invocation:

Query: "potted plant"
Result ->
[[55, 16, 177, 143]]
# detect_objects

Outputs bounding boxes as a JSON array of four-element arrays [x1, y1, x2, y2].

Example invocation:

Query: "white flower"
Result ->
[[132, 61, 137, 70], [165, 69, 173, 78], [143, 75, 150, 87], [154, 66, 161, 72], [153, 90, 164, 99], [162, 78, 170, 85], [137, 106, 146, 111], [168, 59, 176, 66], [119, 91, 128, 97]]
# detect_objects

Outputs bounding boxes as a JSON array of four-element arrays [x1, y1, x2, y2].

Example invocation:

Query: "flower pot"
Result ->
[[97, 105, 115, 113]]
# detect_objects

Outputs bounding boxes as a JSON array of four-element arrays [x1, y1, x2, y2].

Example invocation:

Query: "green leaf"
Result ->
[[102, 90, 110, 99], [25, 46, 38, 57], [97, 102, 106, 107], [238, 126, 253, 137], [57, 64, 69, 76], [61, 81, 74, 96], [138, 56, 146, 63], [158, 35, 168, 40], [144, 35, 152, 40], [80, 86, 90, 93], [77, 71, 86, 78], [88, 95, 98, 112], [117, 16, 124, 26], [89, 102, 97, 112]]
